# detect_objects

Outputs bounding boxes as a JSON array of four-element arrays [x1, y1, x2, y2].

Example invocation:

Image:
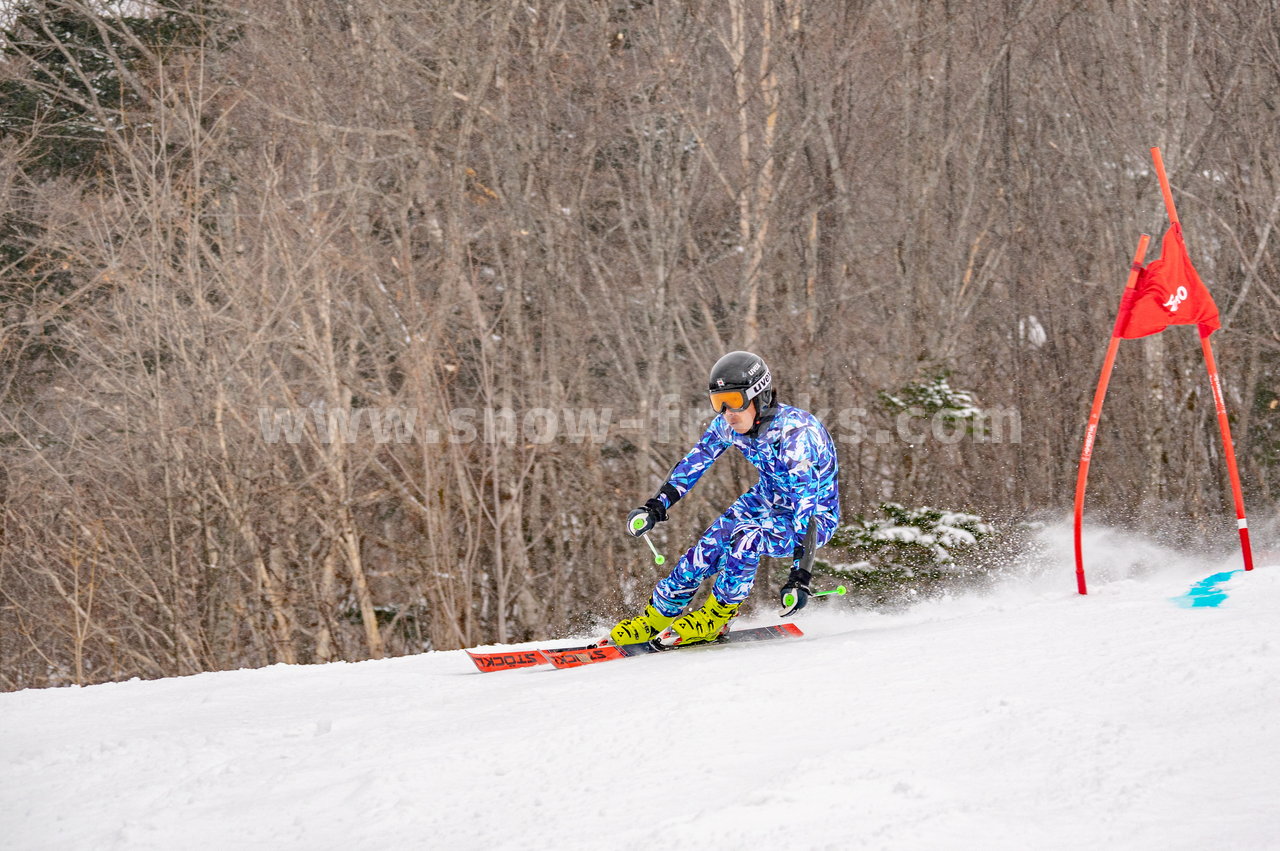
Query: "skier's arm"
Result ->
[[777, 422, 834, 612], [660, 418, 732, 509], [628, 419, 731, 536], [780, 520, 816, 612]]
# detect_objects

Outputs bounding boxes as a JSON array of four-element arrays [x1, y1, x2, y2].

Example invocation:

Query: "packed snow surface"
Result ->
[[4, 526, 1279, 850]]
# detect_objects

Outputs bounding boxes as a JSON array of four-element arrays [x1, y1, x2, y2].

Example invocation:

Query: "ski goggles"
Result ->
[[709, 388, 753, 413], [709, 370, 770, 413]]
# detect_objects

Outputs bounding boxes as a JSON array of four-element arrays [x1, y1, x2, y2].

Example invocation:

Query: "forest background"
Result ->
[[2, 0, 1278, 690]]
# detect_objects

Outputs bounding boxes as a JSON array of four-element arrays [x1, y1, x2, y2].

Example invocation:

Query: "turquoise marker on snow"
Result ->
[[1172, 570, 1241, 608]]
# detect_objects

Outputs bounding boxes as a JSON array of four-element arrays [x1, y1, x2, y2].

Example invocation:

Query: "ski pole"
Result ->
[[783, 585, 847, 609], [630, 515, 666, 565]]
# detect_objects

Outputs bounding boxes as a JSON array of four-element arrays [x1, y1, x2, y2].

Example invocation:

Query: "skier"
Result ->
[[612, 351, 840, 645]]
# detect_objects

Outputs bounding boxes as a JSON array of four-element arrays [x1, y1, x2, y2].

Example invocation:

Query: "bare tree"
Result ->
[[3, 0, 1278, 689]]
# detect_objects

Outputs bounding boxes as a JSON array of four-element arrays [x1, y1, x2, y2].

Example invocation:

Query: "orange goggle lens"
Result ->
[[709, 389, 750, 413]]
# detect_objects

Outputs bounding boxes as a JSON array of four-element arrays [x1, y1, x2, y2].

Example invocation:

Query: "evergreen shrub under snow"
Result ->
[[877, 374, 982, 425], [812, 502, 997, 603]]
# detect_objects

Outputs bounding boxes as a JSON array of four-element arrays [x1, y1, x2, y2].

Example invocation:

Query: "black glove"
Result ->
[[626, 498, 668, 537], [780, 559, 812, 613]]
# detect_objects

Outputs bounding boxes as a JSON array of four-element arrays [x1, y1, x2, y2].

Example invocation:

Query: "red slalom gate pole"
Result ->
[[1074, 233, 1151, 595], [1150, 146, 1254, 572], [1151, 146, 1179, 227], [1200, 335, 1255, 570]]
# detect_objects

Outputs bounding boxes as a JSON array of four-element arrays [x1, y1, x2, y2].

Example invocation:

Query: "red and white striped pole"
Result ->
[[1199, 336, 1255, 570], [1150, 146, 1253, 572], [1074, 234, 1151, 595]]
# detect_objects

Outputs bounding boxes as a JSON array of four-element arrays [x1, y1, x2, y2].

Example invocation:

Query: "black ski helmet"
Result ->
[[708, 350, 774, 413]]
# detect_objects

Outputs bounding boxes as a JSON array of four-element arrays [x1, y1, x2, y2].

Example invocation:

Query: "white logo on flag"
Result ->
[[1164, 286, 1188, 313]]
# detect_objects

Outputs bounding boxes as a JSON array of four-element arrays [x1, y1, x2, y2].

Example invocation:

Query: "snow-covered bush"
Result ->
[[878, 374, 983, 433], [813, 502, 996, 603]]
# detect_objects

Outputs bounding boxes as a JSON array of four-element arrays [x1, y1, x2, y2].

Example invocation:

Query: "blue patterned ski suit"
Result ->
[[648, 404, 840, 616]]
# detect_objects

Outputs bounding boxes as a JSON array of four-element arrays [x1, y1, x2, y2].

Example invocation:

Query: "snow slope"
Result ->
[[4, 526, 1279, 850]]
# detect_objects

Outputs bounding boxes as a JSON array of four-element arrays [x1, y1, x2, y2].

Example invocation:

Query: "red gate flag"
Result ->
[[1076, 146, 1253, 595], [1115, 223, 1220, 339]]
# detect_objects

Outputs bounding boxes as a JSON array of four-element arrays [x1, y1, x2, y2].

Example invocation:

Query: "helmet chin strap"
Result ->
[[745, 394, 778, 439]]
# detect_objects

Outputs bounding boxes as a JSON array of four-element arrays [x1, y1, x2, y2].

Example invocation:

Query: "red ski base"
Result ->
[[465, 644, 596, 673], [466, 623, 803, 673], [543, 623, 803, 669]]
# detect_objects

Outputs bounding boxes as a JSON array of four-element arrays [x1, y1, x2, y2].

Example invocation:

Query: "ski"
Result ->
[[465, 643, 597, 673], [540, 644, 626, 669], [543, 623, 803, 670]]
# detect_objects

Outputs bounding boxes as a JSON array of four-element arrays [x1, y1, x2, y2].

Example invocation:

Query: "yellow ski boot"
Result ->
[[610, 602, 674, 645], [669, 594, 740, 644]]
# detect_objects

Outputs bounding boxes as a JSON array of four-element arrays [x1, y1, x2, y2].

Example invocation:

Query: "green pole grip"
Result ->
[[632, 515, 665, 565], [783, 585, 847, 609]]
